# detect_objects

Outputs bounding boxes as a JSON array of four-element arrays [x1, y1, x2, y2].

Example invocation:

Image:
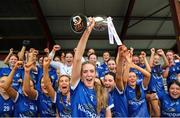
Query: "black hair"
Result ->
[[135, 84, 141, 100], [167, 80, 180, 92]]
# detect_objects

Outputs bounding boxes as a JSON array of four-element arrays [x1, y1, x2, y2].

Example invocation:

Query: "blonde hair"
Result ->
[[81, 61, 108, 114]]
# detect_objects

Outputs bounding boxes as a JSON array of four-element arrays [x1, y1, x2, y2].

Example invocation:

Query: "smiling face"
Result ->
[[107, 59, 116, 72], [88, 54, 97, 65], [9, 55, 18, 68], [128, 72, 137, 87], [65, 53, 73, 66], [153, 54, 160, 65], [166, 51, 174, 62], [103, 52, 110, 62], [103, 74, 115, 92], [169, 83, 180, 99], [81, 62, 96, 89], [58, 75, 70, 95]]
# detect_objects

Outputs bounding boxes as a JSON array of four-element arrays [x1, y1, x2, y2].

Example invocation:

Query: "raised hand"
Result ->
[[14, 61, 23, 70], [53, 45, 61, 52], [24, 61, 35, 72], [150, 48, 155, 54], [43, 57, 51, 69], [87, 17, 95, 31], [44, 48, 49, 54], [157, 49, 165, 56], [9, 48, 13, 54], [140, 51, 146, 58]]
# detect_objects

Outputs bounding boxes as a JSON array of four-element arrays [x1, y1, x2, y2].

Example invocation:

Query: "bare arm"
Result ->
[[43, 57, 56, 101], [3, 48, 13, 65], [141, 51, 151, 72], [149, 48, 155, 67], [71, 18, 95, 86], [18, 46, 26, 61], [157, 49, 169, 67], [132, 63, 151, 88], [115, 45, 129, 91], [3, 61, 23, 101], [23, 61, 38, 100]]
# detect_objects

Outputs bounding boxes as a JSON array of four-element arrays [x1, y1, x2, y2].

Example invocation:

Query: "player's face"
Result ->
[[59, 76, 70, 95], [107, 60, 116, 71], [103, 74, 115, 92], [153, 55, 160, 65], [9, 55, 18, 67], [169, 83, 180, 99], [103, 52, 110, 62], [81, 63, 96, 89], [128, 72, 137, 87], [65, 53, 73, 66]]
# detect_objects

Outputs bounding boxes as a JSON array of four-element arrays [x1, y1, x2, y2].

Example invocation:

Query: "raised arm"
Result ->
[[71, 18, 95, 86], [43, 57, 56, 101], [18, 45, 26, 61], [3, 48, 13, 64], [141, 51, 151, 72], [23, 61, 37, 100], [3, 61, 23, 101], [131, 63, 151, 88], [49, 45, 61, 60], [149, 48, 155, 67], [115, 45, 129, 91], [157, 49, 169, 67]]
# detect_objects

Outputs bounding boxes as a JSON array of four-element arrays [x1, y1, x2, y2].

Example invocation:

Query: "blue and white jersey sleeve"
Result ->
[[110, 86, 128, 117], [13, 92, 38, 117]]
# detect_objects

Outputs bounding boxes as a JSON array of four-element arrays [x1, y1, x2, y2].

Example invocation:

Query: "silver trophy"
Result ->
[[70, 13, 108, 33]]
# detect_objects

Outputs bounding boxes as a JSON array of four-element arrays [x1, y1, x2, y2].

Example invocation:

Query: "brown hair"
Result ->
[[81, 61, 108, 114]]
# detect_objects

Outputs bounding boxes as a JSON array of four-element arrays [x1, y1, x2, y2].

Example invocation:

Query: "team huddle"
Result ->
[[0, 18, 179, 117]]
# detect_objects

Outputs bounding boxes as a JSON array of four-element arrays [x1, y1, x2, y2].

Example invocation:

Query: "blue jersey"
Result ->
[[110, 87, 128, 117], [13, 93, 38, 117], [159, 93, 180, 117], [37, 66, 58, 91], [0, 67, 23, 91], [167, 62, 180, 85], [148, 65, 165, 98], [37, 91, 56, 117], [125, 82, 149, 117], [71, 81, 114, 117], [54, 91, 71, 117], [130, 68, 144, 85], [0, 95, 14, 117], [98, 62, 109, 79]]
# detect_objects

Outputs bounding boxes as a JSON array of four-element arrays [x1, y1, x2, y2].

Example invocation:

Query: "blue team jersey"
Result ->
[[54, 91, 71, 117], [125, 82, 149, 117], [13, 93, 38, 117], [98, 62, 109, 79], [0, 95, 14, 117], [37, 91, 56, 117], [167, 62, 180, 85], [71, 80, 114, 117], [148, 65, 165, 98], [37, 66, 58, 91], [130, 68, 144, 85], [110, 87, 128, 117], [159, 93, 180, 117], [0, 67, 23, 91]]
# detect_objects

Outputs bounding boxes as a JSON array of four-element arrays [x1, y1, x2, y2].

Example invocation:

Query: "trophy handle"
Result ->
[[70, 14, 88, 33]]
